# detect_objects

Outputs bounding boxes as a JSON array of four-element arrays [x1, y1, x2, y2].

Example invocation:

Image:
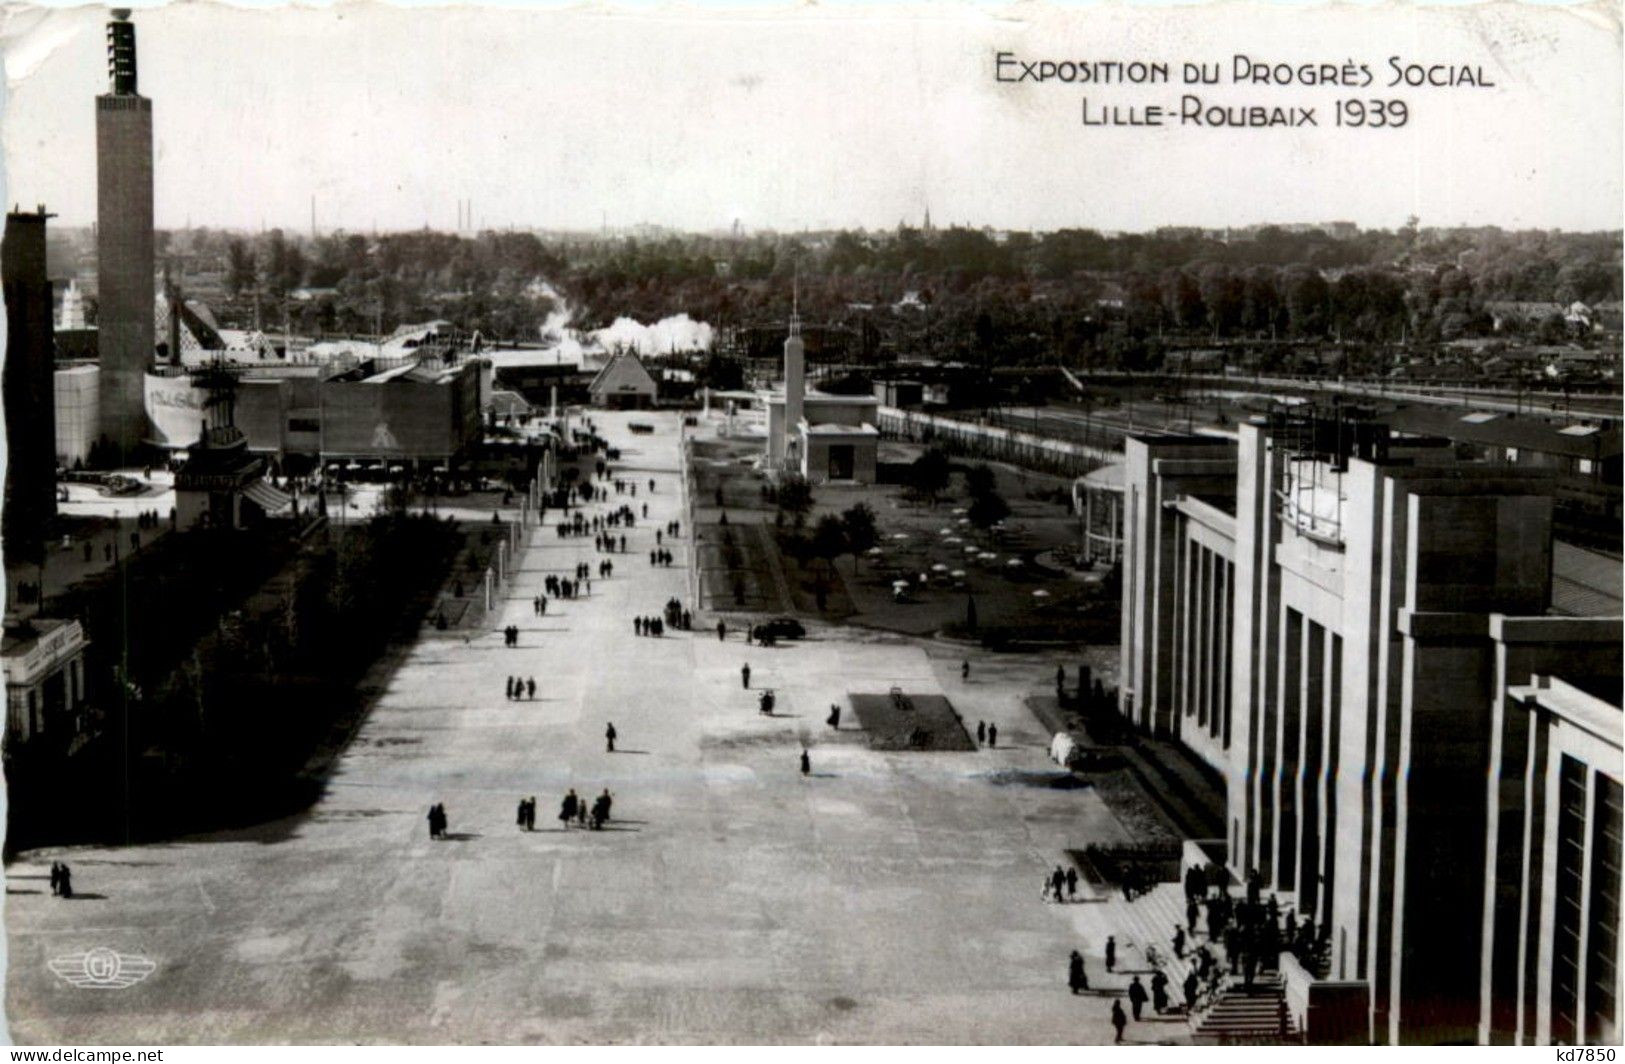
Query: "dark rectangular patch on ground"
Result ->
[[848, 693, 974, 751]]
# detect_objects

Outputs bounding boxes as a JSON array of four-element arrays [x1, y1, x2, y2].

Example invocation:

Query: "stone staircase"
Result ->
[[1107, 882, 1196, 988], [1190, 970, 1298, 1045]]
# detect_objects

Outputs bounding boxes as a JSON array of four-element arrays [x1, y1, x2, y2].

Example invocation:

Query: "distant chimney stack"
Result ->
[[107, 10, 137, 95]]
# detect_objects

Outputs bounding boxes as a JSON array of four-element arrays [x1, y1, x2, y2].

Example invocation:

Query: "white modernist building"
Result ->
[[759, 307, 879, 484]]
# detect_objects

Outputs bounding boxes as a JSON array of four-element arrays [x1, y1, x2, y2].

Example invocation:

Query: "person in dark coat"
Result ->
[[49, 862, 61, 896], [1151, 970, 1169, 1014], [1104, 934, 1117, 972], [1173, 926, 1186, 958], [976, 721, 986, 744], [560, 790, 579, 828], [1068, 950, 1088, 994], [1051, 866, 1066, 901], [1066, 867, 1079, 900], [526, 678, 536, 700], [741, 663, 751, 689], [717, 620, 727, 641], [987, 723, 998, 748], [827, 704, 841, 729], [1128, 975, 1147, 1021], [605, 722, 617, 752], [1110, 1000, 1127, 1043], [1183, 970, 1199, 1011], [1187, 898, 1200, 936], [57, 865, 72, 898], [517, 798, 528, 829], [961, 659, 970, 680], [800, 749, 811, 775]]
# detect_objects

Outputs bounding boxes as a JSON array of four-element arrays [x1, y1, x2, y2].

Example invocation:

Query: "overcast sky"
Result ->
[[1, 2, 1619, 235]]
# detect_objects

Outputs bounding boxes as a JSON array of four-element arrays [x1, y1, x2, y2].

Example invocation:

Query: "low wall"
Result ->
[[878, 406, 1117, 477], [1280, 951, 1370, 1045]]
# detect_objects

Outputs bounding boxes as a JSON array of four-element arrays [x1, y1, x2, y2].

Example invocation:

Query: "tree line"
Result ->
[[66, 220, 1623, 363]]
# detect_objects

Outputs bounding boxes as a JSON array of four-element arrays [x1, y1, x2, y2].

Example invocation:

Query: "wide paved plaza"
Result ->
[[6, 412, 1182, 1045]]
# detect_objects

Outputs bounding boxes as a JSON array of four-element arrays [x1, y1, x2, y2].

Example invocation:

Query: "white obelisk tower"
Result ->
[[783, 285, 804, 470]]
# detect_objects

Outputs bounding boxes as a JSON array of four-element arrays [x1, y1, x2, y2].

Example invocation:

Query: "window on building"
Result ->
[[1505, 447, 1520, 463], [1579, 458, 1595, 475], [1585, 774, 1622, 1045], [1552, 755, 1588, 1045]]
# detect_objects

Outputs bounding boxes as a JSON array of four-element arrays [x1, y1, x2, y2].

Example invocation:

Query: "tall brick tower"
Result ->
[[95, 9, 154, 460]]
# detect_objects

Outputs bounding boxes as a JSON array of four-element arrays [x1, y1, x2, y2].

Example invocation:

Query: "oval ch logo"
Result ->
[[49, 947, 156, 989]]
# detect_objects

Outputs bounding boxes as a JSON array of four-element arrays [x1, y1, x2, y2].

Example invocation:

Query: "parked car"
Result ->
[[756, 617, 806, 642]]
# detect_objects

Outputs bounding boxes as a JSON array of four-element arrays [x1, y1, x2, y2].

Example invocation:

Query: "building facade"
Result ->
[[1, 619, 90, 753], [3, 209, 59, 564], [1117, 412, 1623, 1045]]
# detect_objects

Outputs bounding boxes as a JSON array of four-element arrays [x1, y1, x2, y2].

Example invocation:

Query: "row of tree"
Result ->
[[50, 220, 1625, 365]]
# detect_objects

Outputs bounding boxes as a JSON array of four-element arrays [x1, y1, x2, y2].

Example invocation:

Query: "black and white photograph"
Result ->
[[0, 0, 1619, 1048]]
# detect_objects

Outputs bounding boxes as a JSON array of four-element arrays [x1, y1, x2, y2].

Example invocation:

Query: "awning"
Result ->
[[243, 479, 293, 514]]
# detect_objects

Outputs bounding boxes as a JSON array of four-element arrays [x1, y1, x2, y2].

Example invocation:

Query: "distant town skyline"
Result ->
[[3, 4, 1620, 235]]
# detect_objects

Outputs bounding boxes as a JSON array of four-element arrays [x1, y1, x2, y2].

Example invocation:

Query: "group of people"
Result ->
[[1041, 864, 1080, 902], [544, 573, 584, 599], [557, 788, 614, 830], [595, 533, 628, 553], [555, 512, 592, 538], [133, 508, 166, 530], [501, 625, 523, 647], [660, 598, 692, 631], [633, 615, 667, 637], [48, 861, 73, 898], [974, 720, 999, 747], [426, 803, 450, 838], [649, 548, 675, 567], [505, 676, 537, 700]]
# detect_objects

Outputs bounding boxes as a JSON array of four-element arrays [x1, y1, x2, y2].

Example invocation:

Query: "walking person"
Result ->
[[560, 789, 579, 829], [1068, 950, 1088, 994], [717, 620, 727, 641], [1105, 935, 1117, 973], [527, 678, 536, 700], [742, 663, 751, 689], [1151, 971, 1169, 1014], [1066, 867, 1079, 901], [605, 722, 617, 753], [962, 659, 970, 681], [1110, 1000, 1127, 1043], [976, 720, 986, 744], [57, 864, 72, 899], [827, 704, 841, 729], [800, 749, 811, 776], [987, 722, 998, 748], [1128, 975, 1147, 1021]]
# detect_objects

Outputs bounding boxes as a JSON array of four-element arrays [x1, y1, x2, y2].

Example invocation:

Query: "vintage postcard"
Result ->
[[0, 0, 1619, 1048]]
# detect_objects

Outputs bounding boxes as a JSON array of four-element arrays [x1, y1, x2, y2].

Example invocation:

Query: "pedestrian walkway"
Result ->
[[6, 409, 1171, 1045]]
